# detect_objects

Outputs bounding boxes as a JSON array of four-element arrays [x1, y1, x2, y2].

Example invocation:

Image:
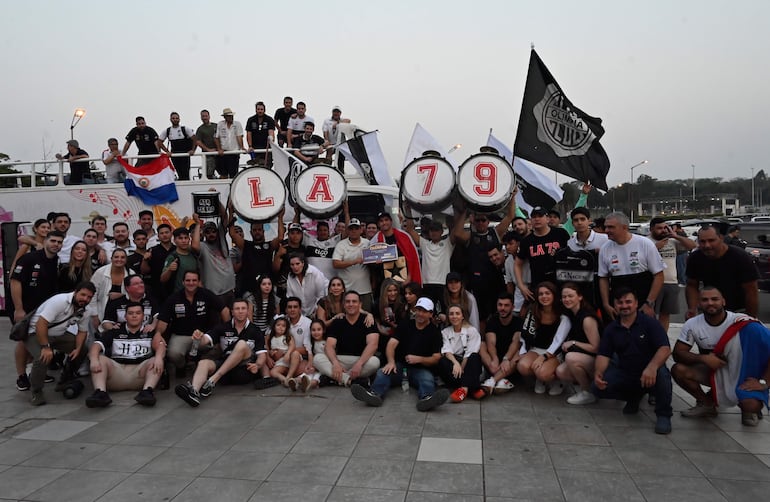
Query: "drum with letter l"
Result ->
[[229, 167, 286, 223], [456, 150, 515, 213], [400, 152, 456, 213], [294, 164, 347, 219]]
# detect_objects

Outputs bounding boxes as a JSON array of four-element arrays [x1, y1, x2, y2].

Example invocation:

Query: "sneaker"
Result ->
[[494, 379, 515, 395], [44, 374, 56, 384], [548, 381, 564, 396], [30, 390, 46, 406], [567, 390, 597, 405], [341, 373, 351, 387], [416, 388, 450, 412], [85, 389, 112, 408], [471, 388, 487, 400], [481, 377, 496, 395], [16, 374, 30, 391], [76, 360, 91, 377], [318, 375, 333, 387], [534, 380, 547, 394], [174, 383, 200, 407], [351, 384, 383, 407], [287, 378, 297, 392], [680, 403, 718, 418], [623, 397, 641, 415], [200, 378, 216, 398], [654, 415, 672, 434], [299, 374, 312, 393], [450, 388, 467, 403], [134, 388, 156, 407], [254, 376, 279, 389], [742, 412, 760, 426]]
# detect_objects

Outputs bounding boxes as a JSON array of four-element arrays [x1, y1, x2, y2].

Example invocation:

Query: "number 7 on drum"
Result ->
[[417, 163, 437, 196]]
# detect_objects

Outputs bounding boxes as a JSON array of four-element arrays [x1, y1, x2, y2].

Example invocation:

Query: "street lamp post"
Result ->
[[691, 163, 696, 201], [70, 108, 86, 140], [628, 160, 648, 222], [446, 143, 462, 156], [752, 167, 755, 208]]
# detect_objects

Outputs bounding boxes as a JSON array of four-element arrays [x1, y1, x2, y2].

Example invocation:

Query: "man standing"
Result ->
[[25, 282, 96, 405], [351, 297, 449, 411], [246, 101, 275, 167], [122, 116, 164, 167], [514, 206, 570, 302], [403, 218, 454, 303], [273, 96, 296, 147], [313, 291, 379, 385], [102, 138, 126, 183], [287, 101, 314, 146], [102, 222, 136, 259], [56, 139, 91, 185], [332, 219, 373, 311], [230, 215, 284, 298], [195, 109, 218, 179], [322, 105, 350, 162], [191, 214, 236, 308], [559, 207, 608, 308], [686, 226, 758, 318], [592, 287, 673, 434], [303, 221, 341, 281], [598, 212, 665, 320], [160, 226, 198, 295], [648, 217, 696, 331], [141, 223, 175, 304], [272, 222, 307, 303], [372, 211, 422, 286], [214, 108, 244, 178], [85, 302, 166, 408], [157, 112, 197, 181], [137, 210, 158, 248]]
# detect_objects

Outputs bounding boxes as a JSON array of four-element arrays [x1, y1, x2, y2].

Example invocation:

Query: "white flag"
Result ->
[[403, 123, 457, 170]]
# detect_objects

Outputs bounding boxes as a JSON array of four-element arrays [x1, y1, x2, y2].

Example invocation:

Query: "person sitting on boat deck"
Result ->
[[175, 298, 267, 407], [85, 302, 166, 408]]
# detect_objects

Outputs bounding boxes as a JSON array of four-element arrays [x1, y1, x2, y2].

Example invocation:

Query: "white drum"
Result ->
[[294, 164, 347, 219], [456, 153, 515, 213], [400, 155, 456, 213], [230, 168, 286, 223]]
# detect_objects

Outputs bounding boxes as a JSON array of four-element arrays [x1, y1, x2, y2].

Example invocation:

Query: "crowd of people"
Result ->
[[55, 98, 349, 183], [8, 185, 770, 434]]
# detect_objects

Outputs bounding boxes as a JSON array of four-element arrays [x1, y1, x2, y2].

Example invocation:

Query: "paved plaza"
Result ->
[[1, 318, 769, 502]]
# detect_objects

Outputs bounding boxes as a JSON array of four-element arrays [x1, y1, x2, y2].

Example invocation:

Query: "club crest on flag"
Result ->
[[138, 177, 150, 188], [534, 83, 597, 157]]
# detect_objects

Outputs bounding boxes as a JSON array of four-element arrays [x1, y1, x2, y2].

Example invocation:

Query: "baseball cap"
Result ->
[[377, 211, 392, 220], [530, 206, 547, 217], [348, 218, 362, 228], [332, 105, 342, 112], [415, 297, 435, 311], [446, 271, 462, 283], [288, 223, 303, 232], [202, 221, 218, 231]]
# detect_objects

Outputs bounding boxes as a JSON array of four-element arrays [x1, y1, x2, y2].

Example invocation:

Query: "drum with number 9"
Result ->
[[294, 164, 347, 219], [400, 153, 456, 213], [230, 167, 286, 223], [456, 152, 515, 213]]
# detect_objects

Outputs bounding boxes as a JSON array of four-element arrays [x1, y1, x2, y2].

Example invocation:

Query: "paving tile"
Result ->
[[171, 476, 259, 501], [0, 465, 68, 499], [307, 412, 370, 434], [588, 408, 654, 427], [707, 412, 770, 433], [102, 404, 172, 425], [409, 461, 483, 495], [540, 423, 609, 446], [202, 450, 284, 481], [174, 425, 246, 450], [365, 411, 427, 436], [233, 428, 304, 453], [0, 438, 54, 464], [337, 457, 413, 490], [289, 431, 361, 456], [484, 464, 563, 500], [352, 434, 421, 460], [684, 450, 770, 480], [257, 411, 315, 430], [247, 481, 332, 502], [534, 405, 596, 425], [119, 418, 201, 447], [710, 478, 770, 500], [66, 420, 145, 444], [274, 394, 332, 416], [482, 420, 544, 442], [21, 441, 109, 468], [724, 431, 770, 454], [758, 454, 770, 468], [97, 472, 192, 501], [328, 486, 406, 501], [669, 428, 747, 453], [547, 444, 625, 473], [484, 439, 551, 467], [405, 493, 484, 502], [616, 447, 702, 477], [267, 453, 348, 484], [632, 474, 727, 502], [26, 469, 128, 502], [417, 437, 482, 464], [80, 444, 167, 472], [480, 404, 538, 424], [599, 425, 678, 450], [138, 446, 226, 476], [13, 419, 97, 441], [14, 401, 84, 420], [557, 469, 644, 501], [423, 416, 481, 439]]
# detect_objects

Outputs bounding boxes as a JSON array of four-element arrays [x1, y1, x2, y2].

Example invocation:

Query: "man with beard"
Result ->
[[273, 96, 296, 147], [141, 223, 175, 304], [191, 212, 236, 308], [230, 213, 284, 297], [157, 112, 197, 181], [196, 109, 219, 179], [480, 293, 523, 395], [122, 116, 163, 167], [292, 122, 325, 164], [648, 217, 695, 331], [287, 101, 314, 146], [246, 101, 275, 167], [103, 222, 136, 259]]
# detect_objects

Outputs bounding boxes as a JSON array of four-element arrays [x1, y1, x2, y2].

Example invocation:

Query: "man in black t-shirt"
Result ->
[[231, 217, 284, 296], [141, 224, 175, 304], [56, 140, 91, 184], [273, 96, 296, 147], [101, 275, 158, 332], [292, 122, 325, 164], [122, 116, 162, 167], [313, 291, 380, 385], [479, 293, 523, 394], [246, 101, 276, 167], [515, 206, 570, 301], [351, 297, 450, 411]]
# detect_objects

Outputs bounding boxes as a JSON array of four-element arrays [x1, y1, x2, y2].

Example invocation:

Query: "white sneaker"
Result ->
[[548, 381, 564, 396], [481, 377, 496, 395], [567, 390, 597, 405], [494, 378, 514, 394], [534, 380, 546, 394]]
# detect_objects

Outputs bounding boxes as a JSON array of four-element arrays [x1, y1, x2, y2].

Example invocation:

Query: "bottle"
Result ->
[[401, 367, 409, 393], [189, 338, 200, 357]]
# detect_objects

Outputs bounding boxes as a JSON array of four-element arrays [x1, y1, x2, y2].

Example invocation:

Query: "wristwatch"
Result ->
[[645, 300, 655, 308], [41, 343, 51, 349], [760, 378, 768, 389]]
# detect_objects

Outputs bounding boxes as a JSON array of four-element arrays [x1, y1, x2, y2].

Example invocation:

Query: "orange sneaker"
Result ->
[[450, 388, 467, 403], [471, 388, 487, 400]]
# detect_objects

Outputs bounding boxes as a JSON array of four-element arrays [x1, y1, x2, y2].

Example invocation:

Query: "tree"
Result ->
[[0, 152, 22, 188]]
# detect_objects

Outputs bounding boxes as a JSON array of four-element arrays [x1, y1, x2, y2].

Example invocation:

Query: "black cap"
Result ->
[[377, 211, 392, 220], [530, 206, 547, 217], [446, 272, 462, 283]]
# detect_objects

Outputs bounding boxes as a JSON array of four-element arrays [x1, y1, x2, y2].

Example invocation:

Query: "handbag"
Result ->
[[9, 311, 35, 341]]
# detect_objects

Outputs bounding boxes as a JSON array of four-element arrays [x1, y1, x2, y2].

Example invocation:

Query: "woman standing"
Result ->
[[58, 240, 94, 292], [286, 253, 328, 318], [92, 249, 133, 323]]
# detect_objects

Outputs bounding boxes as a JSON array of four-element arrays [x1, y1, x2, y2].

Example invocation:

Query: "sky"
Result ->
[[2, 0, 769, 189]]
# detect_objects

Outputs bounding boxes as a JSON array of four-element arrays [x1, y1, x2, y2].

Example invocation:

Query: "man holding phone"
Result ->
[[649, 217, 696, 332]]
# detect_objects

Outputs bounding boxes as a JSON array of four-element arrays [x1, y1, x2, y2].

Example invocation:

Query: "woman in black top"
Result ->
[[58, 240, 93, 292]]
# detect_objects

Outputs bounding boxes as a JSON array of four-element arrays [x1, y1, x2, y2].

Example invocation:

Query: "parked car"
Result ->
[[737, 222, 770, 291]]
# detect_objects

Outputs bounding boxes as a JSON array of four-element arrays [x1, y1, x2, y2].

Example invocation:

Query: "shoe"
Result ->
[[299, 374, 312, 393], [654, 415, 672, 434], [623, 398, 641, 415], [567, 390, 597, 405], [471, 388, 487, 400], [254, 376, 279, 389], [287, 378, 297, 391], [351, 384, 383, 407], [742, 412, 760, 426], [341, 373, 351, 387], [680, 403, 718, 418], [134, 388, 156, 407], [494, 379, 515, 395], [416, 388, 450, 412], [30, 391, 46, 406], [246, 159, 258, 166], [158, 368, 170, 390], [481, 377, 496, 395], [534, 380, 546, 394], [548, 381, 564, 396], [16, 374, 30, 391], [318, 375, 333, 387], [450, 388, 467, 403], [174, 383, 200, 407], [44, 374, 56, 384], [85, 389, 112, 408], [200, 378, 216, 398], [76, 360, 90, 377]]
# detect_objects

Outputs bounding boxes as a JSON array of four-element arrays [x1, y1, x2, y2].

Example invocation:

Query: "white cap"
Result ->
[[415, 297, 434, 311]]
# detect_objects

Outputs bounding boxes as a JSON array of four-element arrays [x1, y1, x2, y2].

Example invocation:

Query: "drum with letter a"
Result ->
[[294, 164, 347, 219], [456, 152, 515, 213], [230, 167, 286, 223], [400, 154, 456, 213]]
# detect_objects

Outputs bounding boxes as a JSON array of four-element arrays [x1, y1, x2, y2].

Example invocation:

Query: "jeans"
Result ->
[[592, 363, 673, 417], [371, 363, 436, 400]]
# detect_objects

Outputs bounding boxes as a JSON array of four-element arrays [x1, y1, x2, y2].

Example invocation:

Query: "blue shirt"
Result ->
[[599, 312, 669, 377]]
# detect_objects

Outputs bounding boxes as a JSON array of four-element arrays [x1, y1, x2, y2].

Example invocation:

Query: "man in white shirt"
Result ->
[[214, 108, 244, 179], [332, 218, 372, 311], [156, 112, 197, 180], [649, 217, 696, 331]]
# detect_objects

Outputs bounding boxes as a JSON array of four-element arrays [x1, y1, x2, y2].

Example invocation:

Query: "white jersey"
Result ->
[[598, 234, 665, 278], [419, 237, 454, 285], [678, 311, 745, 351]]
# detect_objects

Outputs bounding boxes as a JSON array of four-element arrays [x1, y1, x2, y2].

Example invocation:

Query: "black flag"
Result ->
[[514, 49, 611, 191]]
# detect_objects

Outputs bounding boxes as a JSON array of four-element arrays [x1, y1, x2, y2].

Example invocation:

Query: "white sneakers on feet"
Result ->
[[481, 377, 496, 395], [567, 390, 597, 405], [534, 380, 546, 394], [548, 381, 565, 396]]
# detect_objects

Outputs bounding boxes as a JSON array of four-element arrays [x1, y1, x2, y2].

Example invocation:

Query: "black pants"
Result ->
[[437, 353, 483, 391], [172, 155, 191, 180], [217, 154, 240, 178]]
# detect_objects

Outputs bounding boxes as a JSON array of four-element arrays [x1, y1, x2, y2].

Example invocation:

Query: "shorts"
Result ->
[[105, 358, 154, 391], [216, 363, 255, 385], [655, 283, 681, 315], [528, 346, 564, 362], [274, 359, 289, 368]]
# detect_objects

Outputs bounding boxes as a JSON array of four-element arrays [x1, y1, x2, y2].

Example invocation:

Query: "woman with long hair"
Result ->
[[515, 281, 572, 396], [286, 253, 328, 318], [58, 240, 93, 292], [243, 275, 279, 335], [377, 278, 404, 337], [440, 273, 480, 331], [401, 281, 424, 323], [556, 282, 601, 405], [316, 277, 346, 328], [438, 305, 484, 402], [92, 248, 134, 324]]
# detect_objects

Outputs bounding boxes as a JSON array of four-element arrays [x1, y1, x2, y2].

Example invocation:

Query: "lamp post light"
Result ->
[[628, 160, 648, 222], [70, 108, 86, 140], [447, 143, 462, 156]]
